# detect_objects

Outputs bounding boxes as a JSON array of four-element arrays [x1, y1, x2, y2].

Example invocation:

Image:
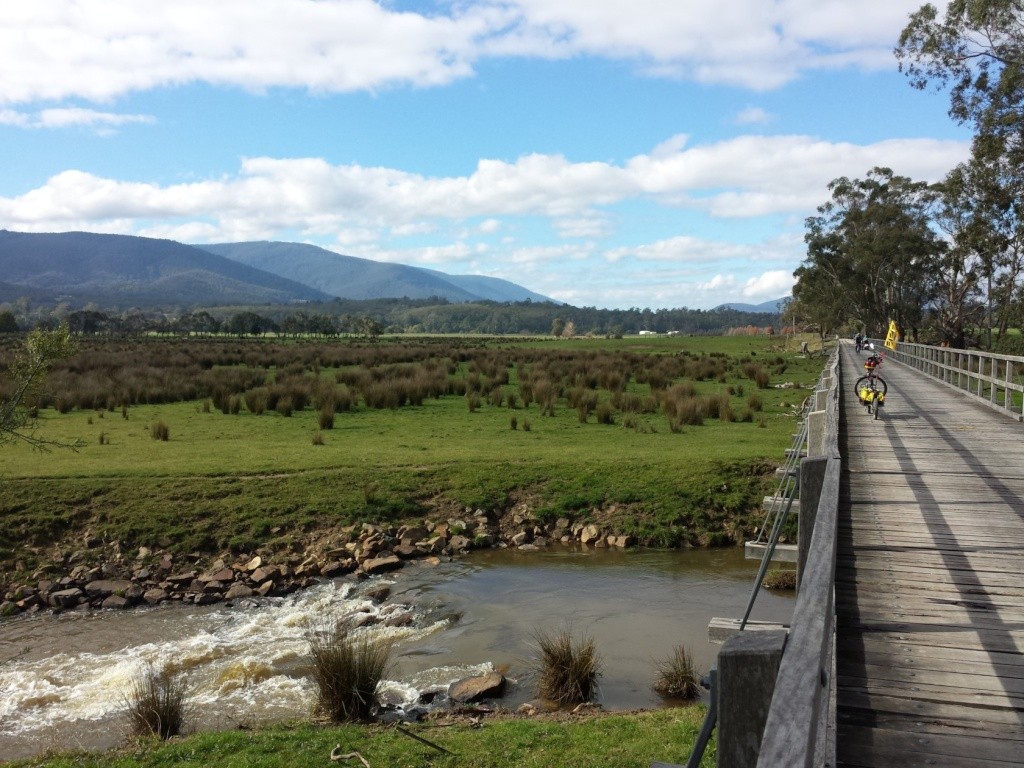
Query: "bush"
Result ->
[[123, 665, 189, 740], [746, 393, 763, 411], [275, 396, 294, 417], [652, 645, 700, 700], [312, 432, 325, 446], [318, 404, 335, 430], [510, 416, 518, 430], [533, 626, 601, 704], [150, 420, 169, 441], [306, 620, 393, 722], [763, 568, 797, 590]]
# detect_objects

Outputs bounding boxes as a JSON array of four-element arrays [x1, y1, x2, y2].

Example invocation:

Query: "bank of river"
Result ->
[[0, 546, 793, 760]]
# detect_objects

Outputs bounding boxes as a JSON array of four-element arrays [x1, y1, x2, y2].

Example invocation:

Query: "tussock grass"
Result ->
[[123, 665, 189, 740], [534, 626, 601, 705], [306, 620, 393, 722], [149, 420, 169, 441], [653, 645, 701, 700]]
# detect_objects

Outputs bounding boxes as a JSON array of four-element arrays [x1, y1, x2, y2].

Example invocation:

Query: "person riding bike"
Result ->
[[854, 332, 863, 352]]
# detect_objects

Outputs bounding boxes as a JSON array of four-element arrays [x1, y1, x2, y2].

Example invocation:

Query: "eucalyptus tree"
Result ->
[[797, 168, 944, 339], [898, 0, 1024, 346]]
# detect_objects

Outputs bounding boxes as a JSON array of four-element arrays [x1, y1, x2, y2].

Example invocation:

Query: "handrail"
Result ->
[[671, 344, 840, 768], [892, 342, 1024, 421], [756, 346, 841, 767]]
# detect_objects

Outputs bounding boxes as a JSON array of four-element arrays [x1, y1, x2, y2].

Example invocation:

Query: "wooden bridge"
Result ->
[[663, 341, 1024, 768], [835, 344, 1024, 767]]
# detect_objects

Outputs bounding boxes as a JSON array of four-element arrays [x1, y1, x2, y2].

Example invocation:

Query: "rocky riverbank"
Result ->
[[1, 505, 635, 618]]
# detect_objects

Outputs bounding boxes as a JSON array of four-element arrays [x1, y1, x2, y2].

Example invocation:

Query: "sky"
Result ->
[[0, 0, 972, 310]]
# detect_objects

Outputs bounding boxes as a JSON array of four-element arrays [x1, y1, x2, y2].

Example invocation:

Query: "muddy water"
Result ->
[[0, 547, 793, 759]]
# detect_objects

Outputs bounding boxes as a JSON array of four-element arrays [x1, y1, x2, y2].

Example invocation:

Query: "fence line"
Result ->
[[892, 342, 1024, 421]]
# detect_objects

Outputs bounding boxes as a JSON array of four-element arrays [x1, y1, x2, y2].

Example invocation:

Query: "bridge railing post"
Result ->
[[716, 630, 787, 768]]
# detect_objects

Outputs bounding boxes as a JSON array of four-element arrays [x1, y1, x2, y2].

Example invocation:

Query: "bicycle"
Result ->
[[854, 350, 887, 419]]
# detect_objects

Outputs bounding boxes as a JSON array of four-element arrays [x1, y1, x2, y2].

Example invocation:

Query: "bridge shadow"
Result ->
[[836, 347, 1024, 758]]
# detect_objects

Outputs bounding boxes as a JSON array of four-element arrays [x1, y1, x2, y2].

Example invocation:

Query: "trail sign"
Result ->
[[884, 320, 899, 350]]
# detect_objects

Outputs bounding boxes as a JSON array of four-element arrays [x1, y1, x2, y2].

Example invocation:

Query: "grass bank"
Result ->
[[11, 708, 714, 768], [1, 334, 826, 575]]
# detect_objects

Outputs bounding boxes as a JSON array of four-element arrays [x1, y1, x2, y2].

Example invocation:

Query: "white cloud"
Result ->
[[742, 269, 797, 300], [0, 134, 969, 246], [36, 107, 155, 129], [0, 1, 932, 105], [735, 106, 772, 125]]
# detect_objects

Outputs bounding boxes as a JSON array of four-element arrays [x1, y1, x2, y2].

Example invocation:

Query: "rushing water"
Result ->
[[0, 546, 793, 759]]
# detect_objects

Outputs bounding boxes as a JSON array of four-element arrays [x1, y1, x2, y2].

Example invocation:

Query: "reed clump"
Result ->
[[652, 644, 700, 700], [534, 626, 601, 705], [306, 620, 393, 722], [123, 665, 189, 740]]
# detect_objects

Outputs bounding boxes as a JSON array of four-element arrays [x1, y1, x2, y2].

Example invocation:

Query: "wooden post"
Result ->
[[806, 410, 826, 458], [717, 630, 787, 768], [797, 456, 828, 589]]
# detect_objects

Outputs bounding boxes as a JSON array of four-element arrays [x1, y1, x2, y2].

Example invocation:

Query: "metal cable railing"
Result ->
[[674, 343, 839, 768]]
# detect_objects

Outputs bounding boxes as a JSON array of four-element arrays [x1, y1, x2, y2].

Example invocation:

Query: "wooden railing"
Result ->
[[753, 347, 840, 767], [891, 342, 1024, 421]]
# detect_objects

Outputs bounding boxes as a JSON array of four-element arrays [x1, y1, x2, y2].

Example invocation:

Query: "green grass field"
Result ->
[[0, 333, 828, 572], [10, 708, 715, 768]]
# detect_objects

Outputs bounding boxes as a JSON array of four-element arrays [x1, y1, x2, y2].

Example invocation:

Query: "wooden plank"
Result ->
[[835, 343, 1024, 768]]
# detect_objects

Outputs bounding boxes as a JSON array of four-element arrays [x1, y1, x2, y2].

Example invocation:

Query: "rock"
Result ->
[[250, 565, 279, 584], [320, 560, 350, 577], [393, 544, 420, 559], [225, 583, 254, 600], [137, 546, 151, 559], [84, 579, 133, 598], [200, 567, 235, 583], [362, 584, 391, 602], [166, 571, 197, 585], [449, 535, 472, 552], [48, 588, 84, 608], [244, 555, 263, 572], [579, 525, 601, 544], [517, 702, 537, 716], [448, 672, 506, 703], [362, 555, 403, 575], [398, 525, 428, 544], [255, 580, 276, 597], [612, 535, 634, 548], [194, 593, 222, 606], [511, 531, 530, 546], [384, 612, 414, 628], [143, 588, 169, 605], [101, 594, 130, 610]]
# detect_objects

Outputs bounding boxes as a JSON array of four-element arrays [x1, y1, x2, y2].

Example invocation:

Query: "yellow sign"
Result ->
[[884, 320, 899, 350]]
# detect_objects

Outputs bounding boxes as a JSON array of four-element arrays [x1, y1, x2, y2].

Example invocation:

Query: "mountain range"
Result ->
[[714, 298, 789, 314], [0, 230, 785, 313], [196, 241, 552, 304], [0, 230, 552, 308]]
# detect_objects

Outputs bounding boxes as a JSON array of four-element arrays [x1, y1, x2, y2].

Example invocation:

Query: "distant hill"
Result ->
[[0, 230, 331, 307], [713, 297, 788, 314], [196, 241, 554, 304]]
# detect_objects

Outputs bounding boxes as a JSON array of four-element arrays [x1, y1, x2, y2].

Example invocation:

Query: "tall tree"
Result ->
[[898, 1, 1024, 346], [797, 168, 944, 338]]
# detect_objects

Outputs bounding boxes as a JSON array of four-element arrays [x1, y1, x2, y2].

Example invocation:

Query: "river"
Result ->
[[0, 546, 793, 760]]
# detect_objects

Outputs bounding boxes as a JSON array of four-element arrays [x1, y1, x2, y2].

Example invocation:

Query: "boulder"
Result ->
[[449, 535, 472, 552], [579, 525, 601, 545], [250, 565, 279, 584], [143, 588, 169, 605], [101, 594, 130, 610], [84, 579, 133, 598], [200, 567, 235, 583], [362, 555, 403, 575], [393, 544, 420, 559], [48, 588, 84, 608], [447, 672, 506, 703], [224, 583, 254, 600], [511, 531, 530, 546], [362, 584, 391, 602]]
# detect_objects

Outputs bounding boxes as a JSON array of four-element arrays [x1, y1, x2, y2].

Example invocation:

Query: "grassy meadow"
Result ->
[[0, 333, 827, 574], [10, 708, 715, 768]]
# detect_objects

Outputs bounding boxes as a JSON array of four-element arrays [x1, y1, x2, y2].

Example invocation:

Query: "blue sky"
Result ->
[[0, 0, 971, 309]]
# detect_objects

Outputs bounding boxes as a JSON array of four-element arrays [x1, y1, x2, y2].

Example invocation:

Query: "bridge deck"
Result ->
[[836, 345, 1024, 767]]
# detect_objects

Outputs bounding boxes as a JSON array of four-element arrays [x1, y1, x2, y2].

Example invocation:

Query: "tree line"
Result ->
[[0, 300, 777, 339], [791, 1, 1024, 352]]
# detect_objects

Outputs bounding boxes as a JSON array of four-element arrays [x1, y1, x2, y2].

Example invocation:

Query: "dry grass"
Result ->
[[533, 626, 601, 705], [123, 665, 189, 740], [306, 620, 393, 722], [652, 644, 700, 700]]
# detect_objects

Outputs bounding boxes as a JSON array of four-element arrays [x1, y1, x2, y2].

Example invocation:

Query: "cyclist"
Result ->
[[854, 332, 863, 352]]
